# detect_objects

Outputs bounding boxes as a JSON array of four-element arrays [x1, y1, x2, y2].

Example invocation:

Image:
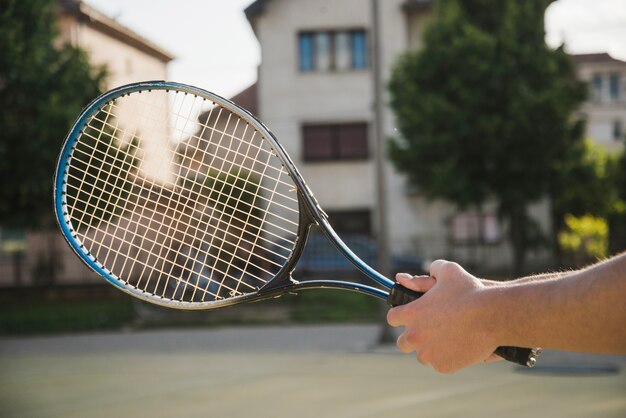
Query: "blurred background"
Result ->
[[0, 0, 625, 417]]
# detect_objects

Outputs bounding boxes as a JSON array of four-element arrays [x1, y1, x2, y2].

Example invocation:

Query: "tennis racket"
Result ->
[[54, 81, 539, 367]]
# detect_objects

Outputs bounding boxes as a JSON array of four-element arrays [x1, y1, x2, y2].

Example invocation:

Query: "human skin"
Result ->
[[386, 254, 626, 373]]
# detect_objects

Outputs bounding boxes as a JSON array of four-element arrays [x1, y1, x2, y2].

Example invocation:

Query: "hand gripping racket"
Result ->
[[54, 81, 539, 367]]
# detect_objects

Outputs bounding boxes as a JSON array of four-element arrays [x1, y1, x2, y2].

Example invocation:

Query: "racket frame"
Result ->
[[54, 81, 394, 310]]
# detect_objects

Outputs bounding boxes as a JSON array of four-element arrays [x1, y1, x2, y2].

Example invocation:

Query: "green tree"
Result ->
[[0, 0, 106, 229], [612, 145, 626, 210], [558, 214, 608, 265], [607, 144, 626, 253], [549, 138, 619, 264], [65, 112, 140, 229], [387, 0, 586, 274], [551, 139, 617, 220]]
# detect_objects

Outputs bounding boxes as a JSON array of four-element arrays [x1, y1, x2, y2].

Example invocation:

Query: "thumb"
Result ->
[[396, 273, 436, 293]]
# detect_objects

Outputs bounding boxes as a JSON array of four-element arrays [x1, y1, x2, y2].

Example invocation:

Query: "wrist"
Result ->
[[481, 279, 553, 349], [472, 285, 507, 349], [474, 281, 539, 348], [473, 284, 544, 366]]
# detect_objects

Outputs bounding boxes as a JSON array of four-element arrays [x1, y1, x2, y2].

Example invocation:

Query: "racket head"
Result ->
[[54, 81, 315, 309]]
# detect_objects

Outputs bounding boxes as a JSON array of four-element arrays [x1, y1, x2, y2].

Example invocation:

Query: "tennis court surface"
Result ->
[[1, 325, 624, 417]]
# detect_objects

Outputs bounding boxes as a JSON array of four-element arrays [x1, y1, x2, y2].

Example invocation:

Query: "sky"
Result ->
[[86, 0, 261, 97], [85, 0, 626, 98]]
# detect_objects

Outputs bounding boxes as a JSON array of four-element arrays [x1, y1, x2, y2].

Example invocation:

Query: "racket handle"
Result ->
[[387, 282, 425, 306], [387, 283, 540, 367]]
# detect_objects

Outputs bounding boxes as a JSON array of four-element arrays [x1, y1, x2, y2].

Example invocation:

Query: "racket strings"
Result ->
[[66, 177, 295, 267], [68, 127, 299, 256], [68, 123, 299, 245], [65, 159, 299, 246], [133, 94, 277, 298], [65, 174, 294, 298], [73, 103, 294, 300], [81, 105, 299, 213], [64, 89, 300, 303]]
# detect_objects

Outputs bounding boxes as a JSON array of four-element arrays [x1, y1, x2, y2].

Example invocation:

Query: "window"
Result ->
[[334, 32, 350, 70], [298, 30, 368, 72], [302, 123, 368, 161], [327, 209, 371, 235], [614, 119, 623, 141], [591, 73, 603, 102], [298, 34, 314, 71], [591, 73, 622, 103], [314, 32, 332, 71], [351, 31, 367, 69], [609, 73, 620, 101], [450, 212, 501, 245]]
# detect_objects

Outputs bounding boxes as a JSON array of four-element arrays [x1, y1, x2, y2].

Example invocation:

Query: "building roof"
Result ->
[[230, 83, 258, 116], [196, 83, 258, 133], [245, 0, 434, 19], [573, 53, 626, 65], [58, 0, 175, 62], [244, 0, 266, 20]]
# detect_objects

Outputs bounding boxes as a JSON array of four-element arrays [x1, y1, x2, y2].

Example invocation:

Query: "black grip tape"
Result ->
[[494, 346, 537, 367], [386, 283, 538, 367], [387, 283, 424, 307]]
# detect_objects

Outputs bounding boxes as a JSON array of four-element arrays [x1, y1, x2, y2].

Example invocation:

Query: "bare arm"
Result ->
[[387, 253, 626, 373], [482, 270, 571, 287], [491, 254, 626, 353]]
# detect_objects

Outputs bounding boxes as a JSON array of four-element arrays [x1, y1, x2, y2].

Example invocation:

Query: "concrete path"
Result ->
[[1, 325, 624, 418]]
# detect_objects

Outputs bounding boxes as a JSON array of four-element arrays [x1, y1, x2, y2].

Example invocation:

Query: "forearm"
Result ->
[[509, 270, 571, 284], [482, 255, 626, 354], [482, 271, 571, 287]]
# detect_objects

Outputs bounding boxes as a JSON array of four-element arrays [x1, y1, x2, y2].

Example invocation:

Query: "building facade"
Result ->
[[57, 0, 174, 88], [573, 53, 626, 150], [0, 1, 174, 287], [244, 0, 555, 272]]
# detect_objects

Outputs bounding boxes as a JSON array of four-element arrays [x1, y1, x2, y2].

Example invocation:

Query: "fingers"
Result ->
[[388, 260, 464, 329], [386, 303, 408, 327], [387, 273, 434, 328], [396, 273, 436, 293], [395, 259, 467, 294], [396, 330, 416, 353], [387, 260, 496, 374], [397, 331, 433, 366], [429, 259, 465, 281]]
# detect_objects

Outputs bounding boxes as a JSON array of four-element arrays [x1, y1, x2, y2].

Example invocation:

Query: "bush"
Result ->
[[558, 214, 608, 265]]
